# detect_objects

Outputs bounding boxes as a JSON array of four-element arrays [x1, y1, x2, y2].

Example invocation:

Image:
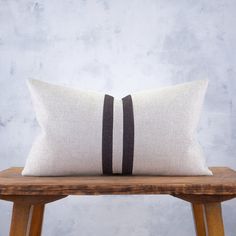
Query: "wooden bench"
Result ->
[[0, 167, 236, 236]]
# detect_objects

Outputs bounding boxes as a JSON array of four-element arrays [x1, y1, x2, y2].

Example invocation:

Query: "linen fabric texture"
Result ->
[[22, 79, 212, 176]]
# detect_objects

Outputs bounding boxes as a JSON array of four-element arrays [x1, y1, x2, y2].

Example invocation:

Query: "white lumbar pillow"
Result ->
[[22, 79, 212, 176]]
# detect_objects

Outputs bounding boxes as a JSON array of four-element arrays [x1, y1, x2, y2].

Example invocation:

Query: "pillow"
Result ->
[[22, 79, 212, 176]]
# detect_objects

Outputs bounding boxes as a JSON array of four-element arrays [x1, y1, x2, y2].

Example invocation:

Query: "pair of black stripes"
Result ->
[[102, 95, 134, 175]]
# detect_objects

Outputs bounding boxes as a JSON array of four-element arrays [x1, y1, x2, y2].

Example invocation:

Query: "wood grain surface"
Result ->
[[0, 167, 236, 196]]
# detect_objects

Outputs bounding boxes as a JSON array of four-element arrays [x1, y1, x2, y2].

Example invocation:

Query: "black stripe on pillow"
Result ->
[[102, 94, 114, 175], [122, 95, 135, 175]]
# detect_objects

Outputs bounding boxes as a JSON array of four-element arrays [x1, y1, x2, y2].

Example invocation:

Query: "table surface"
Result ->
[[0, 167, 236, 196]]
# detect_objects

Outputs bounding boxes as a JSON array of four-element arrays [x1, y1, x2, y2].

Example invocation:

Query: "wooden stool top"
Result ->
[[0, 167, 236, 196]]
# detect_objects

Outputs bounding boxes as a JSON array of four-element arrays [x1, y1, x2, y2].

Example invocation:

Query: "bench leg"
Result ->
[[191, 202, 225, 236], [204, 202, 224, 236], [10, 202, 32, 236], [192, 203, 206, 236], [10, 202, 45, 236], [173, 195, 229, 236], [28, 204, 45, 236], [0, 195, 67, 236]]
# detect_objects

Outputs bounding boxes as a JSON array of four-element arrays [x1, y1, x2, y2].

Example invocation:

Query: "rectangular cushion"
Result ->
[[22, 79, 212, 176]]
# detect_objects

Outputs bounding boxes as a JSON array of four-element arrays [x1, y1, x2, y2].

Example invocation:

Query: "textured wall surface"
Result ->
[[0, 0, 236, 235]]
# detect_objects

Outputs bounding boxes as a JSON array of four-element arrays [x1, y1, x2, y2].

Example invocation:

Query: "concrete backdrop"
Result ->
[[0, 0, 236, 235]]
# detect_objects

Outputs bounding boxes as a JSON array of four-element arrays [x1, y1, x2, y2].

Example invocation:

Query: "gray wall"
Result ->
[[0, 0, 236, 235]]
